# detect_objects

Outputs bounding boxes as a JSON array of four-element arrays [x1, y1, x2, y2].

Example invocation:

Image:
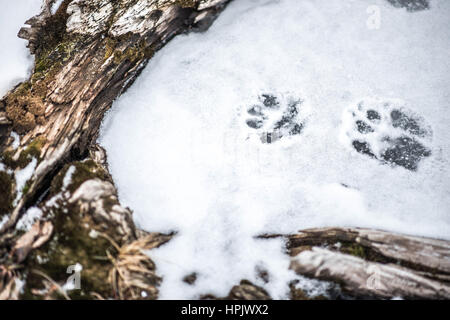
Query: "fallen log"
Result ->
[[288, 227, 450, 299]]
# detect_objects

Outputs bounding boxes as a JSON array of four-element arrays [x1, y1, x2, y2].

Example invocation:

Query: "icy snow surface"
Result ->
[[51, 0, 65, 15], [16, 206, 43, 231], [0, 0, 42, 97], [62, 165, 76, 189], [99, 0, 450, 299], [14, 157, 37, 205]]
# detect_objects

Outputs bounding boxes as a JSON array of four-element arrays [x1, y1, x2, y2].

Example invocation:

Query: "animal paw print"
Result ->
[[342, 98, 432, 170], [386, 0, 429, 12], [245, 93, 304, 143]]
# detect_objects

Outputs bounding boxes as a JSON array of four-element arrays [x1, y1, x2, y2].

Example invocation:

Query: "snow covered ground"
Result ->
[[0, 0, 42, 98], [99, 0, 450, 299]]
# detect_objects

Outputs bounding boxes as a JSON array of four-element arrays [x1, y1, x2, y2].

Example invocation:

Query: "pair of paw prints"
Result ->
[[244, 93, 304, 144], [343, 98, 432, 171], [243, 94, 432, 171]]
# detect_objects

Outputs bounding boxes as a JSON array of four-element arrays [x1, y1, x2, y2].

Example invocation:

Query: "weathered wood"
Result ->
[[288, 227, 450, 299], [291, 247, 450, 299], [0, 0, 230, 234], [226, 280, 271, 300], [12, 220, 53, 263], [288, 227, 450, 277], [201, 280, 272, 300]]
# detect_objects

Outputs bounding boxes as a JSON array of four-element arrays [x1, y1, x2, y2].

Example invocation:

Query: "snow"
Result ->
[[14, 278, 26, 295], [99, 0, 450, 299], [14, 158, 37, 205], [16, 206, 43, 231], [62, 165, 76, 189], [88, 229, 99, 239], [51, 0, 65, 15], [0, 0, 42, 98], [292, 275, 338, 299], [10, 132, 20, 150], [0, 215, 9, 230]]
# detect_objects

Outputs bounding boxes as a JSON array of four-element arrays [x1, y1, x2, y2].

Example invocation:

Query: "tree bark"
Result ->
[[0, 0, 230, 234]]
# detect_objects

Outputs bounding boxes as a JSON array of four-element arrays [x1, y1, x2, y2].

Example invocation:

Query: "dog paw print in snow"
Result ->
[[341, 98, 432, 171], [386, 0, 430, 12], [244, 93, 305, 143]]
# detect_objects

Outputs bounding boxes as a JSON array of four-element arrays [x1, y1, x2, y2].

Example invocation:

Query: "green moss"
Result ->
[[0, 171, 15, 216], [20, 137, 45, 163], [49, 165, 69, 195], [1, 150, 16, 168], [13, 82, 32, 96], [104, 37, 118, 60], [22, 180, 31, 196], [175, 0, 198, 8], [31, 1, 85, 85], [4, 4, 82, 132], [22, 157, 123, 299], [21, 157, 121, 299], [34, 0, 71, 61], [343, 243, 366, 259], [34, 56, 53, 75], [51, 160, 109, 196], [23, 203, 116, 300], [1, 136, 45, 170], [67, 161, 108, 193], [32, 37, 77, 84], [112, 46, 140, 65], [16, 137, 45, 169], [338, 242, 391, 264], [111, 37, 156, 65]]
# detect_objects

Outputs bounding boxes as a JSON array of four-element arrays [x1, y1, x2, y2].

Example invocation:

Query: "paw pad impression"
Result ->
[[342, 98, 432, 170], [244, 93, 305, 144]]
